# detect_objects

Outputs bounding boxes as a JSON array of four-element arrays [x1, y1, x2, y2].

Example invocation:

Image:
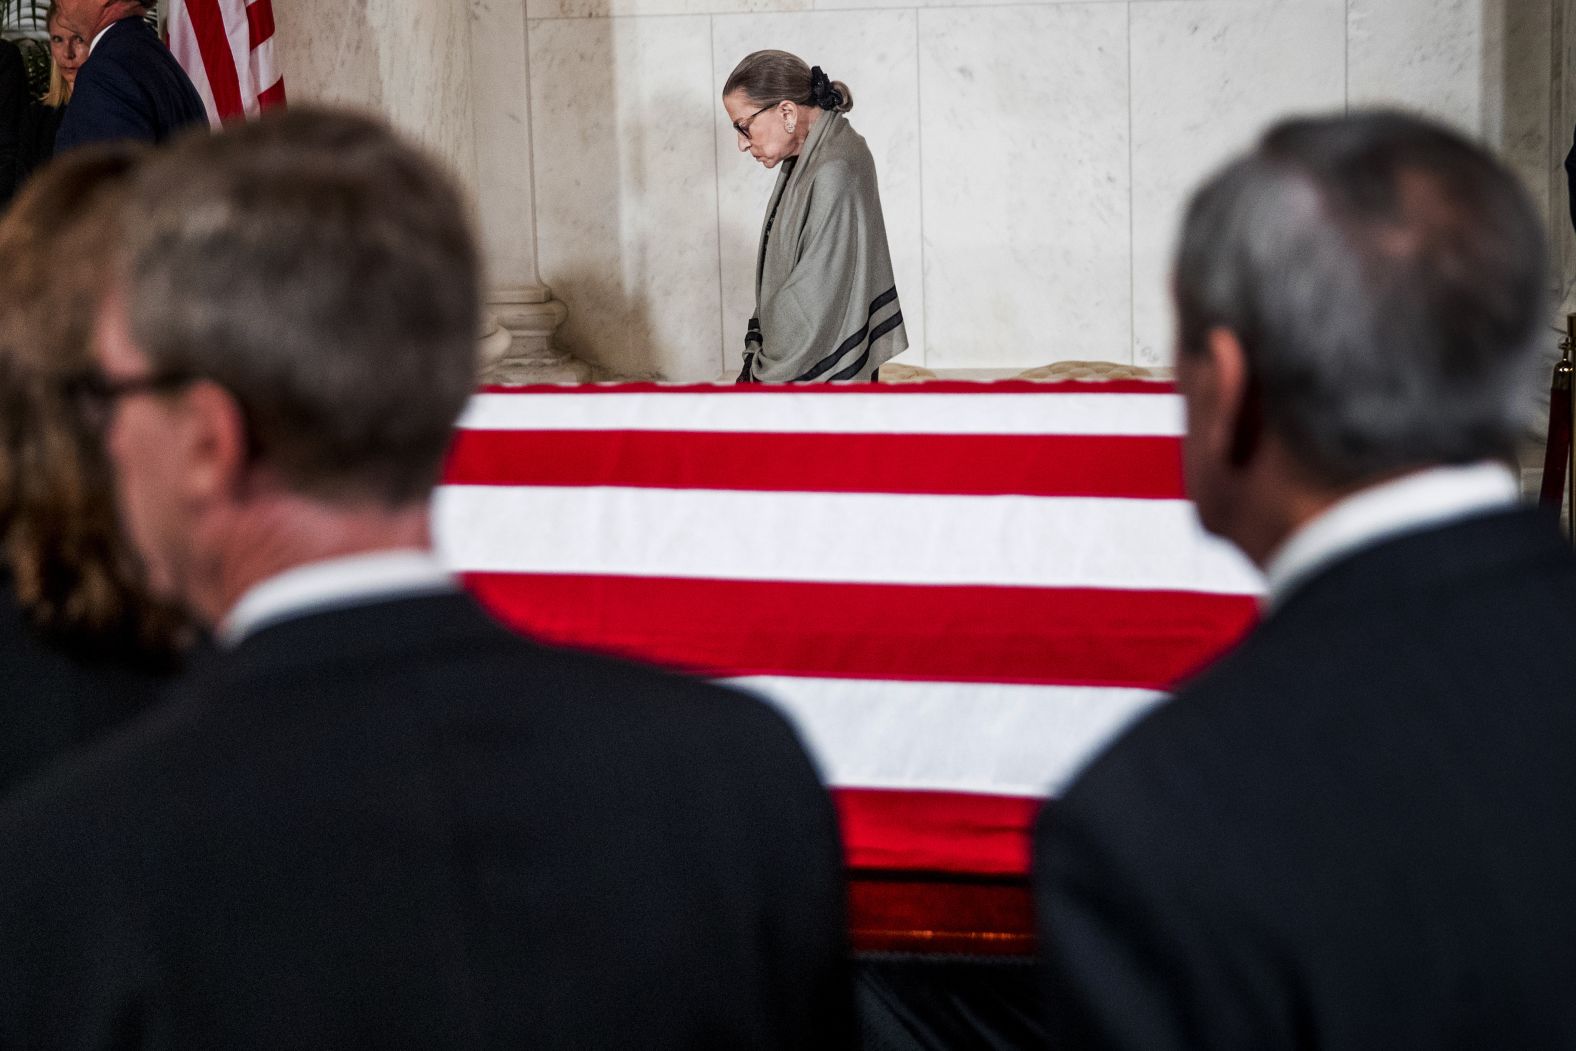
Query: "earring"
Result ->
[[787, 121, 796, 133]]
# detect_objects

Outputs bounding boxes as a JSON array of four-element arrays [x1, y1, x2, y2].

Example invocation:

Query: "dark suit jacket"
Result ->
[[1566, 123, 1576, 236], [54, 16, 206, 154], [0, 39, 24, 206], [0, 591, 853, 1049], [0, 579, 173, 797], [1034, 509, 1576, 1049]]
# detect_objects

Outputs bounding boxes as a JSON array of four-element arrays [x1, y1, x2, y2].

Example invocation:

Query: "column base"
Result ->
[[478, 285, 590, 384]]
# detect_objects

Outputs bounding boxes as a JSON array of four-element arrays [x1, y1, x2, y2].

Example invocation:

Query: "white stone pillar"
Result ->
[[274, 0, 584, 380], [468, 0, 582, 381]]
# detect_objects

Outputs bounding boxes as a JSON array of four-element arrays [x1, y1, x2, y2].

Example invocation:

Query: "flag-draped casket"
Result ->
[[435, 380, 1262, 951]]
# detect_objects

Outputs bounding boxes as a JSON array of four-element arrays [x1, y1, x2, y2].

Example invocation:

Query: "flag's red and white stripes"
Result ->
[[167, 0, 285, 125], [434, 381, 1263, 878]]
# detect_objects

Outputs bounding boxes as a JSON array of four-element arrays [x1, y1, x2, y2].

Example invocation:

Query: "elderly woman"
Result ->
[[724, 50, 907, 382], [0, 145, 190, 795]]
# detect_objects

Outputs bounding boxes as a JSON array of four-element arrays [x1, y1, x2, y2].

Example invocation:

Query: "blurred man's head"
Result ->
[[56, 0, 149, 40], [1171, 110, 1547, 563], [95, 107, 479, 611]]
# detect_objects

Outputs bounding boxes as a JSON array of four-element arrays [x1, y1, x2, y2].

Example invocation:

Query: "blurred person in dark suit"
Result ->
[[0, 144, 189, 797], [0, 108, 852, 1050], [0, 39, 24, 205], [52, 0, 204, 154], [1035, 110, 1576, 1049], [1566, 121, 1576, 236]]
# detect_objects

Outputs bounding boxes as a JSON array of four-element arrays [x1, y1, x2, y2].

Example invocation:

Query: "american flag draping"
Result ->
[[166, 0, 285, 126], [434, 380, 1265, 888]]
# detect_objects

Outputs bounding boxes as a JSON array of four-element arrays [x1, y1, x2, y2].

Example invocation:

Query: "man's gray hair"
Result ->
[[1174, 110, 1548, 486], [119, 107, 480, 505]]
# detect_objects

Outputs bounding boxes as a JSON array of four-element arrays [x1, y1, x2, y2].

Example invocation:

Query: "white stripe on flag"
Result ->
[[457, 391, 1185, 437], [432, 485, 1263, 593], [223, 5, 252, 112], [724, 676, 1165, 798], [166, 1, 222, 127], [251, 36, 280, 113]]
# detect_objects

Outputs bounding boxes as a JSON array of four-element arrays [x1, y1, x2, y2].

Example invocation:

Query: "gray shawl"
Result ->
[[743, 112, 907, 382]]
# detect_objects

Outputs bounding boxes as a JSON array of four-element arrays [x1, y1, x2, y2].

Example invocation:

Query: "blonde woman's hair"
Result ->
[[724, 50, 853, 114], [0, 145, 189, 661], [44, 63, 70, 108]]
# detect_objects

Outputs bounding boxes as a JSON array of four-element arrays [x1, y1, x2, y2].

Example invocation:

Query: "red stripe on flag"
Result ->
[[445, 430, 1185, 499], [847, 874, 1035, 955], [257, 77, 286, 111], [462, 573, 1255, 689], [181, 0, 245, 120], [245, 0, 275, 44], [476, 380, 1178, 397], [835, 787, 1041, 876]]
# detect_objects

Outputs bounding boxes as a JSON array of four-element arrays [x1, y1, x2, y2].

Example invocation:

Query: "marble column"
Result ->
[[274, 0, 585, 381], [469, 0, 585, 381]]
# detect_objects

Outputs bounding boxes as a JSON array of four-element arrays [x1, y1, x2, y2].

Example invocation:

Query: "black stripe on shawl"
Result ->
[[830, 311, 904, 381], [795, 287, 900, 382], [745, 316, 763, 349]]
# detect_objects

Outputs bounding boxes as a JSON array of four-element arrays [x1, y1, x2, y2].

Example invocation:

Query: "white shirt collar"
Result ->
[[219, 548, 457, 647], [1262, 462, 1520, 610], [89, 20, 117, 53]]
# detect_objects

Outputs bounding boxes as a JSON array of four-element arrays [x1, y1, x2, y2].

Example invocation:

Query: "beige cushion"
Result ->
[[1015, 360, 1169, 382], [876, 363, 940, 383]]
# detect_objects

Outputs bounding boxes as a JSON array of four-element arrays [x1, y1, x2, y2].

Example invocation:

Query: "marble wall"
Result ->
[[278, 0, 1565, 380], [274, 0, 585, 380], [274, 0, 478, 198], [1555, 0, 1576, 316]]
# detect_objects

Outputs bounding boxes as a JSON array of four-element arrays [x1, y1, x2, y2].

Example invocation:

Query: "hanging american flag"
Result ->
[[434, 380, 1263, 948], [166, 0, 285, 126]]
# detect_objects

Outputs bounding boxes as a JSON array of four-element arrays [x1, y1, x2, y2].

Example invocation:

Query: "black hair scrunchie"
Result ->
[[809, 66, 843, 111]]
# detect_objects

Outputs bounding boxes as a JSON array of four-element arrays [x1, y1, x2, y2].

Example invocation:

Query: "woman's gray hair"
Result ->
[[1173, 110, 1548, 486], [724, 50, 853, 114]]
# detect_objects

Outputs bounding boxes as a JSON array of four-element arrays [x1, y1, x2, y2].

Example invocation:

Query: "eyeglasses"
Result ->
[[65, 369, 199, 431], [731, 102, 777, 141]]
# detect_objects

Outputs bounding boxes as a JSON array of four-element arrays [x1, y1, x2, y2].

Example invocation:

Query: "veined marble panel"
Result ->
[[529, 17, 723, 379], [918, 4, 1130, 369], [528, 0, 806, 25], [272, 0, 381, 108], [1499, 0, 1552, 228], [1558, 0, 1576, 307], [1130, 0, 1345, 366], [1348, 0, 1486, 136], [471, 0, 542, 290], [712, 11, 923, 376], [275, 0, 478, 190]]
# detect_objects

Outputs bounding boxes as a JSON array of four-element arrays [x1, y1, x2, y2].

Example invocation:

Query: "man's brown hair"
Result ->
[[119, 107, 481, 506], [0, 145, 187, 658]]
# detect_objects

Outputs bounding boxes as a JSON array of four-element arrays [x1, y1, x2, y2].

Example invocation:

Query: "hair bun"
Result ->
[[809, 66, 844, 111]]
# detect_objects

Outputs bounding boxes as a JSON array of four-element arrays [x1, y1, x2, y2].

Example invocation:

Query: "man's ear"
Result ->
[[179, 380, 252, 503], [1204, 327, 1261, 468]]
